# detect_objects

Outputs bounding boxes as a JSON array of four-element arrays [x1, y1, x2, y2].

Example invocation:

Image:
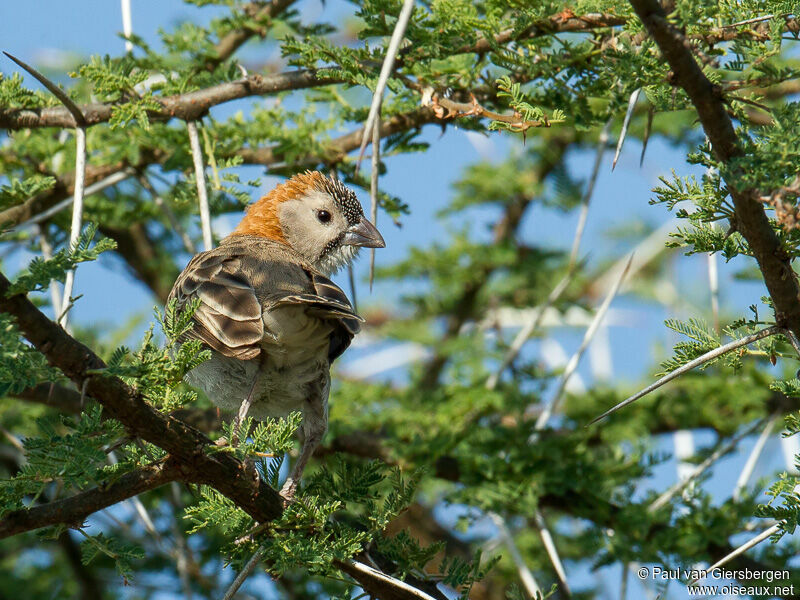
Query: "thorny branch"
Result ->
[[0, 273, 459, 600], [630, 0, 800, 338]]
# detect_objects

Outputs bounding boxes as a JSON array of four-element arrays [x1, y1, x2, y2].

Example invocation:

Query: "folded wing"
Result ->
[[169, 246, 361, 363]]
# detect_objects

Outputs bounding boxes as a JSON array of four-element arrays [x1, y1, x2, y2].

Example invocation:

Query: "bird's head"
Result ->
[[229, 171, 385, 274]]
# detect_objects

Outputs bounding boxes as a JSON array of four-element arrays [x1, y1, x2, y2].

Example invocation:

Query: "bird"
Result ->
[[167, 170, 385, 501]]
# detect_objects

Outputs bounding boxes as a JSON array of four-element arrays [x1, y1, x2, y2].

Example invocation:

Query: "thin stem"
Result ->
[[59, 126, 87, 331], [721, 13, 780, 28], [485, 272, 572, 390], [535, 253, 633, 430], [486, 122, 611, 391], [490, 513, 543, 599], [733, 414, 777, 501], [708, 253, 720, 335], [356, 0, 415, 167], [648, 418, 765, 512], [533, 510, 572, 597], [590, 325, 783, 424], [569, 118, 611, 269], [168, 483, 194, 600], [344, 560, 440, 600], [221, 544, 266, 600], [369, 102, 381, 291], [121, 0, 133, 53], [17, 169, 135, 231], [137, 175, 197, 254], [612, 89, 640, 171], [689, 524, 782, 585], [187, 121, 213, 251]]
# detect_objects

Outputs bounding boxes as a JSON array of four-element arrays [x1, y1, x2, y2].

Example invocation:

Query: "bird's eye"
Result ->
[[317, 210, 332, 223]]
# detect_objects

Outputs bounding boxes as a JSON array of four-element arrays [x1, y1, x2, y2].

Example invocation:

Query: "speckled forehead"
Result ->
[[316, 177, 363, 226]]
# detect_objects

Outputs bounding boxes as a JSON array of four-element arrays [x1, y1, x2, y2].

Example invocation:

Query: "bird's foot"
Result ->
[[279, 477, 298, 507]]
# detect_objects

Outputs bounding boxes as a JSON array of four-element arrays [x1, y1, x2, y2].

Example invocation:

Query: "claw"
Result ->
[[279, 477, 298, 506]]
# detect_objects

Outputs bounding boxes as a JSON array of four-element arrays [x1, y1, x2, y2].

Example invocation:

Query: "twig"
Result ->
[[222, 544, 266, 600], [369, 103, 381, 291], [2, 52, 88, 331], [569, 118, 611, 269], [137, 174, 197, 254], [590, 325, 783, 424], [59, 126, 87, 331], [121, 0, 133, 53], [342, 560, 441, 600], [721, 14, 779, 29], [733, 414, 777, 501], [533, 510, 572, 597], [535, 253, 633, 430], [348, 264, 358, 313], [629, 0, 800, 345], [485, 272, 572, 390], [620, 563, 629, 600], [784, 327, 800, 358], [0, 460, 180, 539], [356, 0, 415, 168], [429, 94, 553, 131], [688, 524, 782, 585], [639, 105, 654, 166], [490, 513, 543, 599], [187, 121, 213, 251], [485, 122, 609, 390], [612, 89, 640, 171], [16, 168, 136, 230], [708, 249, 720, 335], [107, 450, 161, 542], [2, 52, 87, 127], [648, 418, 765, 512]]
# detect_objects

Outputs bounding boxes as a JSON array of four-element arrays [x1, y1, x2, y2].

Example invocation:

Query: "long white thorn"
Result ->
[[18, 169, 135, 231], [346, 560, 440, 600], [689, 524, 782, 585], [486, 272, 572, 390], [648, 418, 765, 512], [734, 414, 777, 501], [121, 0, 133, 52], [534, 511, 572, 597], [138, 174, 197, 254], [221, 544, 266, 600], [356, 0, 414, 168], [612, 89, 640, 171], [59, 126, 87, 331], [490, 513, 543, 599], [535, 253, 633, 431], [568, 118, 611, 269], [487, 121, 611, 391], [590, 326, 784, 424], [187, 121, 213, 251], [369, 102, 381, 291]]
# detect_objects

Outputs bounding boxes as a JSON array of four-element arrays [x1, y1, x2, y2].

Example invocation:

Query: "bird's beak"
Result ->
[[342, 217, 385, 248]]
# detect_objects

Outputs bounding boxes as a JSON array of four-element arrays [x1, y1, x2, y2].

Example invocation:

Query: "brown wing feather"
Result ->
[[275, 271, 362, 361], [168, 251, 264, 360]]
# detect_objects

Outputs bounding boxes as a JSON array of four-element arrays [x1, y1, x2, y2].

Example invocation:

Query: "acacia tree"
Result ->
[[1, 0, 800, 598]]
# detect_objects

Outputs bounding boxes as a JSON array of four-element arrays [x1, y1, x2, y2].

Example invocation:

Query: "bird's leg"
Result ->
[[231, 359, 264, 447], [280, 394, 327, 503]]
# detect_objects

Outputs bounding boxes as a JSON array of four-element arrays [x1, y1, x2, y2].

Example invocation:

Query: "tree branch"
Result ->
[[0, 71, 337, 130], [629, 0, 800, 337], [0, 269, 285, 523], [0, 459, 180, 539], [207, 0, 297, 71]]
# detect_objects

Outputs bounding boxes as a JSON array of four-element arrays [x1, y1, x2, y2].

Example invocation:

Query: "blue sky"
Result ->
[[1, 2, 796, 598]]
